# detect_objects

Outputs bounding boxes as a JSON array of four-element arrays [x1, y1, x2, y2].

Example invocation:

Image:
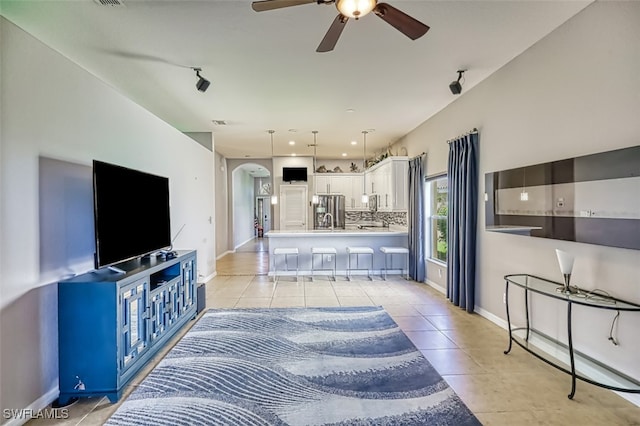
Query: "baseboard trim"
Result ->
[[3, 386, 59, 426], [234, 237, 255, 251], [216, 250, 233, 260], [424, 279, 446, 295], [474, 306, 508, 330], [201, 271, 216, 283]]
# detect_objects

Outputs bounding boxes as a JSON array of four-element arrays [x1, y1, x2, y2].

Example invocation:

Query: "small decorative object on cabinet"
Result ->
[[57, 250, 197, 405], [503, 273, 640, 399]]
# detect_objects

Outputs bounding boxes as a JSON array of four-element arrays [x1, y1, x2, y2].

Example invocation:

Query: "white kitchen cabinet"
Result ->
[[314, 175, 348, 195], [348, 174, 365, 210], [314, 174, 367, 211], [315, 175, 330, 194], [365, 157, 409, 211]]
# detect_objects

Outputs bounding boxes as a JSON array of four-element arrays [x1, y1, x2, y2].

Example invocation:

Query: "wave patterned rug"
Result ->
[[106, 307, 480, 425]]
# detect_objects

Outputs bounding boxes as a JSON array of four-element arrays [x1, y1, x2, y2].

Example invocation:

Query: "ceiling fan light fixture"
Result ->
[[336, 0, 377, 20]]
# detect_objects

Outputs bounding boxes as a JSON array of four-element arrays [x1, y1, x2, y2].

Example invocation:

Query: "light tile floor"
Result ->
[[28, 245, 640, 425]]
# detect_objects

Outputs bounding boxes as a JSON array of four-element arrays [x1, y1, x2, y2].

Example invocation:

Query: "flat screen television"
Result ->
[[93, 160, 171, 268], [283, 167, 307, 182]]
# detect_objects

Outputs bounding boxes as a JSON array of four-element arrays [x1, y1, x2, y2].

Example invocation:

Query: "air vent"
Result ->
[[212, 120, 227, 126], [94, 0, 125, 7]]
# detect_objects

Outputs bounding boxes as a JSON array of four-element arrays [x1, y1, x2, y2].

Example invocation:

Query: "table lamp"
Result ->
[[555, 249, 576, 293]]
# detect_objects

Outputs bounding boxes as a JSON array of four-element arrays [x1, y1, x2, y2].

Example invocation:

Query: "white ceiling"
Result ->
[[1, 0, 591, 160]]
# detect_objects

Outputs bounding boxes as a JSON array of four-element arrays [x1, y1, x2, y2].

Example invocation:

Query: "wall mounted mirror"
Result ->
[[485, 145, 640, 250]]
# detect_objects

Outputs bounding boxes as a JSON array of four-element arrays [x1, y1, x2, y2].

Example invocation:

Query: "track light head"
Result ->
[[193, 67, 210, 92], [449, 69, 466, 95]]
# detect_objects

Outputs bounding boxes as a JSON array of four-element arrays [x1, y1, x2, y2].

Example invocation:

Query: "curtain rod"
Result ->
[[447, 127, 478, 144], [411, 152, 426, 160]]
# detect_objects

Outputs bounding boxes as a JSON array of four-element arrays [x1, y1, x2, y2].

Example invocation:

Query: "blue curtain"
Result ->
[[447, 133, 478, 312], [408, 156, 425, 281]]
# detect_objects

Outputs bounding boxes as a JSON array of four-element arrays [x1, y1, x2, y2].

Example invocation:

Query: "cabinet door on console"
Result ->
[[119, 278, 150, 372], [181, 257, 197, 312], [149, 288, 169, 343]]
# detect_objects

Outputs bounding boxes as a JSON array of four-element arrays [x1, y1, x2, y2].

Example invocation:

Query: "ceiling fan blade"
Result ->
[[317, 14, 349, 53], [373, 3, 429, 40], [252, 0, 316, 12]]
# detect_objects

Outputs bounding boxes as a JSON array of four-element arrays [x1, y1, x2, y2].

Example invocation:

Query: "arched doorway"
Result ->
[[218, 162, 271, 276]]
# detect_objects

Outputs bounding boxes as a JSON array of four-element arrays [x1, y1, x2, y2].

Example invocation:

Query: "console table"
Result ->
[[503, 274, 640, 399], [58, 250, 197, 405]]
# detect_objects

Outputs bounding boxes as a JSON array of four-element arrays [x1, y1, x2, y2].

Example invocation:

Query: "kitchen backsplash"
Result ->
[[345, 210, 408, 226]]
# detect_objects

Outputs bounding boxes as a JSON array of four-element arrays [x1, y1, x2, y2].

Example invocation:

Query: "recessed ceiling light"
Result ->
[[350, 141, 357, 145], [212, 120, 227, 126], [289, 140, 295, 145], [341, 153, 347, 157], [288, 129, 298, 133], [346, 108, 355, 113]]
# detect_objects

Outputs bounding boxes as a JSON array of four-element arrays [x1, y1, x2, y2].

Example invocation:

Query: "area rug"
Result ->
[[106, 307, 480, 425]]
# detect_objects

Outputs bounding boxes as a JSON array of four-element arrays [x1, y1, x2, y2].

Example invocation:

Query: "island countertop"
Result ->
[[265, 228, 407, 237], [265, 227, 409, 278]]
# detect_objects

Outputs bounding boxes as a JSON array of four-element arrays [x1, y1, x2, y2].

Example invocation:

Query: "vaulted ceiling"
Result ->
[[1, 0, 591, 159]]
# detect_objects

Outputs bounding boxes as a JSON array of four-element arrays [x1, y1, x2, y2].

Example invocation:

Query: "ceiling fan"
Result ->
[[251, 0, 430, 52]]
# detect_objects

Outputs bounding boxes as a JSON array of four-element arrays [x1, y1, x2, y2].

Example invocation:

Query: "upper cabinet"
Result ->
[[312, 157, 408, 212], [366, 157, 409, 211], [314, 173, 364, 211]]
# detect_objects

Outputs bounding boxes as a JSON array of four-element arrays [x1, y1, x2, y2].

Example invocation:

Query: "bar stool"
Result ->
[[311, 247, 337, 281], [380, 247, 409, 280], [272, 248, 299, 283], [346, 246, 374, 281]]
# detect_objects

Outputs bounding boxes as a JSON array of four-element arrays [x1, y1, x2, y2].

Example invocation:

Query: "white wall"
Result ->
[[215, 152, 229, 257], [394, 1, 640, 397], [231, 167, 256, 249], [0, 18, 215, 416]]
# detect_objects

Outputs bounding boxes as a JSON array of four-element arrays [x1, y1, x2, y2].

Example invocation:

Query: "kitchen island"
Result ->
[[266, 227, 408, 279]]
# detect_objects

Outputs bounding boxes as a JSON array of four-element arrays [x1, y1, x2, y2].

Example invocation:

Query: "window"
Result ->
[[426, 175, 448, 263]]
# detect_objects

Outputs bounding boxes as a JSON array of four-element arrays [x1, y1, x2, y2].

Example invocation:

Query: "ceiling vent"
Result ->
[[94, 0, 125, 7], [212, 120, 227, 126]]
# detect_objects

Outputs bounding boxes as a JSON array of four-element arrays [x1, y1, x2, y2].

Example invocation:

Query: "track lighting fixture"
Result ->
[[449, 69, 466, 95], [192, 67, 210, 92]]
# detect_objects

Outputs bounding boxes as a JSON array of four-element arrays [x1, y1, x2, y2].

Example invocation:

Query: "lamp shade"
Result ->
[[555, 249, 574, 275], [336, 0, 377, 19]]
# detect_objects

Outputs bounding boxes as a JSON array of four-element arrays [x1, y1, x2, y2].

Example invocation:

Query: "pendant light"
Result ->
[[361, 130, 369, 204], [269, 130, 278, 205], [311, 130, 319, 204]]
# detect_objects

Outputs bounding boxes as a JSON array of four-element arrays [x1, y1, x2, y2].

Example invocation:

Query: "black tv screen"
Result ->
[[283, 167, 307, 182], [93, 160, 171, 268]]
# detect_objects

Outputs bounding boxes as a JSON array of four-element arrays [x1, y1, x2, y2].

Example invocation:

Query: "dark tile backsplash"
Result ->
[[345, 210, 407, 226]]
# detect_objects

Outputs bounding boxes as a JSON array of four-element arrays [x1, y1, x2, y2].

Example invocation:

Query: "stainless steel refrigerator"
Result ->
[[313, 195, 346, 230]]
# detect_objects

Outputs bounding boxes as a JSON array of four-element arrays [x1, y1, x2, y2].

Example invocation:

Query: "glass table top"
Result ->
[[505, 274, 640, 311]]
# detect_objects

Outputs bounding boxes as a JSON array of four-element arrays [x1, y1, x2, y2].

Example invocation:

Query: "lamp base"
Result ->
[[556, 273, 579, 294], [556, 285, 580, 294]]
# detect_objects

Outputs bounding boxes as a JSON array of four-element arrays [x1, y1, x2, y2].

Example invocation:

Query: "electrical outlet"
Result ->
[[327, 255, 332, 262], [503, 293, 506, 304], [438, 268, 442, 278]]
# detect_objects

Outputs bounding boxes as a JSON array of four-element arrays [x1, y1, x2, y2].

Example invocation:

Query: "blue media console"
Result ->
[[57, 250, 197, 405]]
